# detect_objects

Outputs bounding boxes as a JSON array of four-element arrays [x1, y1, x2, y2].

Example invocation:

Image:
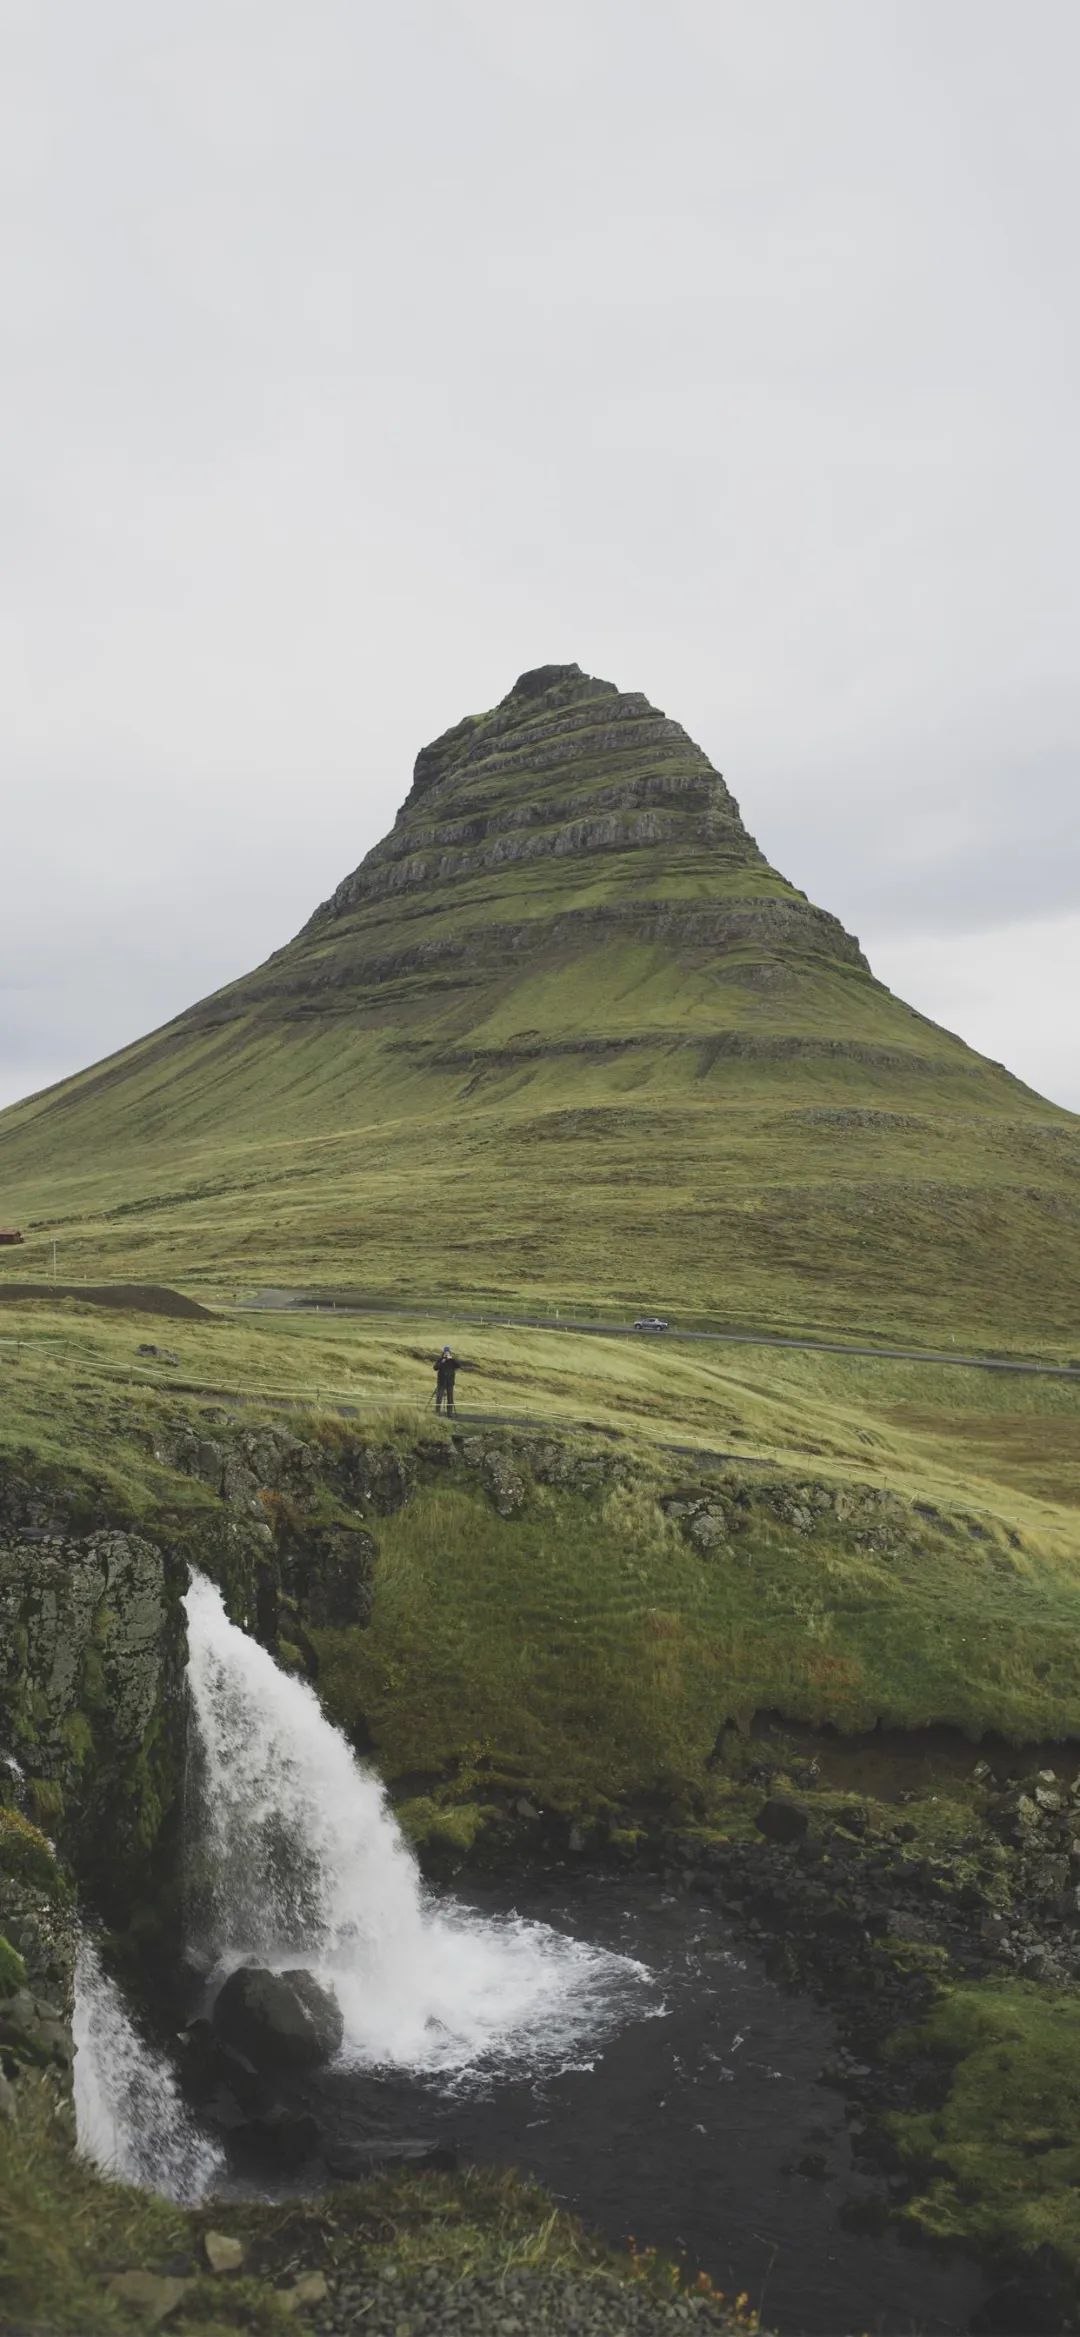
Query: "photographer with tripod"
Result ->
[[432, 1345, 460, 1417]]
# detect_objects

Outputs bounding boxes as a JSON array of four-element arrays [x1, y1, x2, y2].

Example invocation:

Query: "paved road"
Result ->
[[244, 1292, 1080, 1380]]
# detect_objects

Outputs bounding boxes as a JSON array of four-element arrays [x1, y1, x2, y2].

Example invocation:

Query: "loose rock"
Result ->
[[106, 2271, 192, 2322], [283, 2269, 330, 2311], [204, 2230, 245, 2274]]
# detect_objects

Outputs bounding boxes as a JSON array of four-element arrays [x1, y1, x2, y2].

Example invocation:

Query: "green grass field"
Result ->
[[3, 1029, 1076, 1353], [3, 1295, 1078, 1528]]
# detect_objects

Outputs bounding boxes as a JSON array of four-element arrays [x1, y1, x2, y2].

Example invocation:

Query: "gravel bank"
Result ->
[[311, 2265, 742, 2336]]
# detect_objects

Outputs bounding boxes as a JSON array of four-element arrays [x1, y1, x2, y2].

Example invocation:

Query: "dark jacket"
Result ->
[[435, 1354, 458, 1391]]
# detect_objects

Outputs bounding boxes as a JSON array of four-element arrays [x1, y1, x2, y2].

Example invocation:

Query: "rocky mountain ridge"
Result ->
[[310, 665, 767, 918], [275, 662, 869, 1002]]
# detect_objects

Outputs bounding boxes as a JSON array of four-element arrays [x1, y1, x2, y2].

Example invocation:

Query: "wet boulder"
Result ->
[[211, 1965, 343, 2070], [178, 2018, 272, 2115]]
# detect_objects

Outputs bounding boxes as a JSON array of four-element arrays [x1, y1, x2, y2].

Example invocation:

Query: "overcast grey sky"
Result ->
[[2, 0, 1078, 1114]]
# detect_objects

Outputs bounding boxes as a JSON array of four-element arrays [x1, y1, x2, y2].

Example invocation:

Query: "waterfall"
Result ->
[[73, 1943, 222, 2201], [184, 1571, 653, 2074]]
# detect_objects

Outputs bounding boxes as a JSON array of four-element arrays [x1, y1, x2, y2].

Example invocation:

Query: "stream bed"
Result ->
[[171, 1579, 990, 2334], [285, 1871, 987, 2337]]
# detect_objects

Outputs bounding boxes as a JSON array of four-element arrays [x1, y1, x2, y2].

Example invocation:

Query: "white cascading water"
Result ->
[[73, 1942, 222, 2199], [183, 1571, 653, 2075]]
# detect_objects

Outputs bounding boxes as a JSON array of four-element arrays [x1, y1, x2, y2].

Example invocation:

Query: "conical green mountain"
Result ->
[[2, 663, 1077, 1344]]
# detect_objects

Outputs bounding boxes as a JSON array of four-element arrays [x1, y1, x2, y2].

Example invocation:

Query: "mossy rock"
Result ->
[[27, 1778, 65, 1828], [397, 1796, 493, 1856], [0, 1808, 66, 1897], [0, 1932, 27, 1995], [60, 1710, 95, 1767]]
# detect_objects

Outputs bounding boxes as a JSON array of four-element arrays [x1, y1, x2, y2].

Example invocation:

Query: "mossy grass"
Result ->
[[310, 1460, 1080, 1816], [891, 1982, 1080, 2273], [396, 1794, 498, 1856]]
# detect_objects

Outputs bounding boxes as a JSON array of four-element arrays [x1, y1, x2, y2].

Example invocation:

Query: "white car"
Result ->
[[632, 1316, 669, 1332]]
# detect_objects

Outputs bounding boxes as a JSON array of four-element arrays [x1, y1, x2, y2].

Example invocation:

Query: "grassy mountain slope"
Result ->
[[1, 663, 1077, 1347]]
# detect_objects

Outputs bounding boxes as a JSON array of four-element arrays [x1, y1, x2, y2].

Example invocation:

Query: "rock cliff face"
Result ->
[[0, 1824, 78, 2128], [316, 667, 765, 912], [219, 662, 868, 1019], [0, 1504, 185, 1920], [0, 1417, 419, 1925], [3, 1409, 871, 1934]]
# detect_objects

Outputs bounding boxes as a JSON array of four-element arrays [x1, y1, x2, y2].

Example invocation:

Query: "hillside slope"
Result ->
[[1, 663, 1077, 1344]]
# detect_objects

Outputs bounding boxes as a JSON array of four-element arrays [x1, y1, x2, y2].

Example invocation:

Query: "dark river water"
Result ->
[[284, 1873, 987, 2337]]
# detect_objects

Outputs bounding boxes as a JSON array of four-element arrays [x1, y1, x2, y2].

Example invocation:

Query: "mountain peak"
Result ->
[[499, 661, 612, 705], [292, 669, 878, 993], [407, 662, 626, 812], [0, 666, 1070, 1341], [314, 663, 769, 936]]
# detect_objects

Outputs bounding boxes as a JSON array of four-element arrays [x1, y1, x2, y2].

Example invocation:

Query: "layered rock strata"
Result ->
[[187, 663, 870, 1030]]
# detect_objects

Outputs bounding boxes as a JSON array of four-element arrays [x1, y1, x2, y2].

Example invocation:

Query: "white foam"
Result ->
[[183, 1571, 654, 2075]]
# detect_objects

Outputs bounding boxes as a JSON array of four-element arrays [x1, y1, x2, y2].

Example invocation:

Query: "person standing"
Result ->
[[433, 1346, 459, 1416]]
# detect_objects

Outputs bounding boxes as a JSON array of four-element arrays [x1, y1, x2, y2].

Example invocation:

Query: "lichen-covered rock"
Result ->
[[481, 1451, 527, 1517], [0, 1846, 79, 2119], [0, 1528, 172, 1765], [337, 1442, 414, 1514], [0, 1854, 75, 1989], [0, 1528, 184, 1909], [529, 1443, 573, 1486], [658, 1470, 991, 1583], [687, 1509, 729, 1554], [0, 1984, 73, 2075]]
